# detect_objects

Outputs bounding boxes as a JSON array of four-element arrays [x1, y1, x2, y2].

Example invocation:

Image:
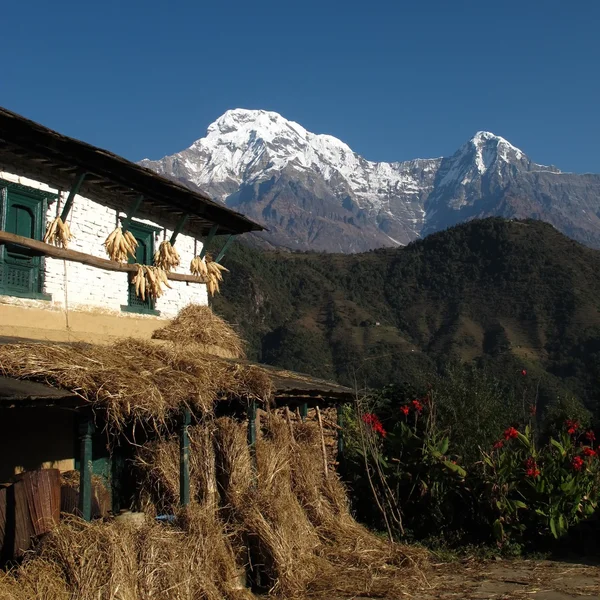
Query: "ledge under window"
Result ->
[[120, 304, 161, 317], [0, 289, 52, 301]]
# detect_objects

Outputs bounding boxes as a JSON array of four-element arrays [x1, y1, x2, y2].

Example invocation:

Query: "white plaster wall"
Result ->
[[0, 170, 208, 318]]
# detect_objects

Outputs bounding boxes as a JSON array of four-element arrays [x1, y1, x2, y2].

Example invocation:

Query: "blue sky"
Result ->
[[2, 1, 599, 172]]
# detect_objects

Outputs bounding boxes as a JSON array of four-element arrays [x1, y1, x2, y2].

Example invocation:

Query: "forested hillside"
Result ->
[[212, 218, 600, 414]]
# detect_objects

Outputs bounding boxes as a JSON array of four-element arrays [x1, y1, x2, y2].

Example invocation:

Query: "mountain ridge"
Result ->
[[209, 218, 600, 416], [140, 109, 600, 252]]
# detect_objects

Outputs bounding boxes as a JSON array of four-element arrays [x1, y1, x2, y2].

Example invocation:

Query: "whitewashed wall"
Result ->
[[0, 170, 208, 318]]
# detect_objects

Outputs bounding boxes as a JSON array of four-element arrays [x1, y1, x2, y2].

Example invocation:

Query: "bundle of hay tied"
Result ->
[[0, 414, 428, 600]]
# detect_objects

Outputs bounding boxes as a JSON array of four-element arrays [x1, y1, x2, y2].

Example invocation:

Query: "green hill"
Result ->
[[211, 218, 600, 414]]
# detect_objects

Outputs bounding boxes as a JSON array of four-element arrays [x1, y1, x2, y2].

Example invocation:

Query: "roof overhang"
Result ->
[[0, 107, 264, 237]]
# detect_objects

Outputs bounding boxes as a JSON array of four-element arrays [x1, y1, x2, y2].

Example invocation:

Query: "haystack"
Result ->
[[0, 305, 428, 598], [152, 304, 246, 359]]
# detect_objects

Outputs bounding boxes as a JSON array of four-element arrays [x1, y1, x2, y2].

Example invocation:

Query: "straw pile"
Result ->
[[0, 414, 427, 599], [152, 304, 246, 359], [0, 512, 252, 600], [136, 415, 427, 598], [0, 338, 270, 430]]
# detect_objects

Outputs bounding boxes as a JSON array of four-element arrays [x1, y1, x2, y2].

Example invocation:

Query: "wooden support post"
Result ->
[[315, 406, 329, 478], [121, 195, 144, 233], [247, 399, 257, 478], [60, 171, 87, 222], [337, 403, 344, 464], [199, 224, 218, 258], [300, 402, 308, 422], [169, 214, 189, 245], [77, 412, 95, 521], [214, 235, 233, 264], [285, 406, 295, 443], [180, 408, 191, 507]]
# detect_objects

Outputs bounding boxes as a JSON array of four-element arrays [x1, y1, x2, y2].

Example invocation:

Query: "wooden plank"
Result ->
[[23, 469, 61, 536], [0, 230, 208, 284], [13, 478, 34, 557], [0, 486, 6, 545]]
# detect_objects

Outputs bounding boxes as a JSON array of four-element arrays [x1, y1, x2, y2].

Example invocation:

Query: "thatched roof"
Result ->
[[0, 106, 263, 237], [0, 338, 353, 424], [0, 339, 273, 429]]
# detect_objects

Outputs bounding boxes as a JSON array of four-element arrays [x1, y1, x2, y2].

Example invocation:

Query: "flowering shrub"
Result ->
[[344, 385, 600, 550], [481, 422, 600, 544]]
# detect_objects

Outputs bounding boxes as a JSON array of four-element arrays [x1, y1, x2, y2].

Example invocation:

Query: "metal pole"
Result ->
[[180, 408, 191, 507], [78, 413, 95, 521]]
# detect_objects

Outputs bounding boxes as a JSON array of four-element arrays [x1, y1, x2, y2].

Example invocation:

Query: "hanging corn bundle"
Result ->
[[132, 264, 171, 301], [190, 255, 208, 278], [154, 240, 180, 271], [44, 216, 73, 248], [190, 254, 228, 296], [104, 227, 138, 262]]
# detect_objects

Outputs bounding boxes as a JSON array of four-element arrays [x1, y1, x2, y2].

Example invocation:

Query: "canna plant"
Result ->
[[481, 421, 600, 544]]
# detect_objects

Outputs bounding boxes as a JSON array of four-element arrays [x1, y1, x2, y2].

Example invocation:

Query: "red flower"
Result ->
[[400, 405, 410, 416], [582, 447, 596, 457], [572, 456, 585, 471], [585, 430, 596, 443], [493, 440, 504, 450], [521, 369, 527, 376], [503, 427, 519, 440], [362, 413, 387, 438], [411, 399, 423, 413], [524, 457, 540, 477], [566, 420, 580, 435]]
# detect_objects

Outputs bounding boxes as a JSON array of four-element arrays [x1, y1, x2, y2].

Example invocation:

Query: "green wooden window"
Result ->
[[121, 220, 161, 315], [0, 181, 55, 299]]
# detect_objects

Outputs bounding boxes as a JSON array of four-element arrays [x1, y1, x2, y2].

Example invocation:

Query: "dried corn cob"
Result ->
[[104, 227, 138, 262], [44, 217, 73, 248], [154, 240, 180, 271]]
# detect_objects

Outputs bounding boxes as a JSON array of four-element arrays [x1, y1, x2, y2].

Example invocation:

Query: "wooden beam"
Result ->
[[60, 171, 87, 222], [214, 235, 233, 264], [169, 214, 189, 245], [0, 230, 208, 284], [179, 408, 191, 507], [78, 413, 95, 521], [199, 224, 218, 258], [300, 402, 308, 422], [121, 195, 143, 232]]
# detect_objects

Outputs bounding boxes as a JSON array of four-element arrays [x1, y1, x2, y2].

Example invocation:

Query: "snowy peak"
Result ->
[[139, 109, 591, 253]]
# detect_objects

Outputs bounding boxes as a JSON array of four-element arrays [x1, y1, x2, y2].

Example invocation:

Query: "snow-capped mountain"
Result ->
[[140, 109, 600, 252]]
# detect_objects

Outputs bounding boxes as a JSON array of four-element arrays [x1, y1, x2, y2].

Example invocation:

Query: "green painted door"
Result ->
[[126, 221, 157, 313], [0, 190, 46, 297]]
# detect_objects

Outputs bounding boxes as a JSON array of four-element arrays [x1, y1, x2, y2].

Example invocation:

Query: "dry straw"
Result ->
[[0, 415, 428, 599], [152, 304, 246, 359], [0, 338, 271, 431]]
